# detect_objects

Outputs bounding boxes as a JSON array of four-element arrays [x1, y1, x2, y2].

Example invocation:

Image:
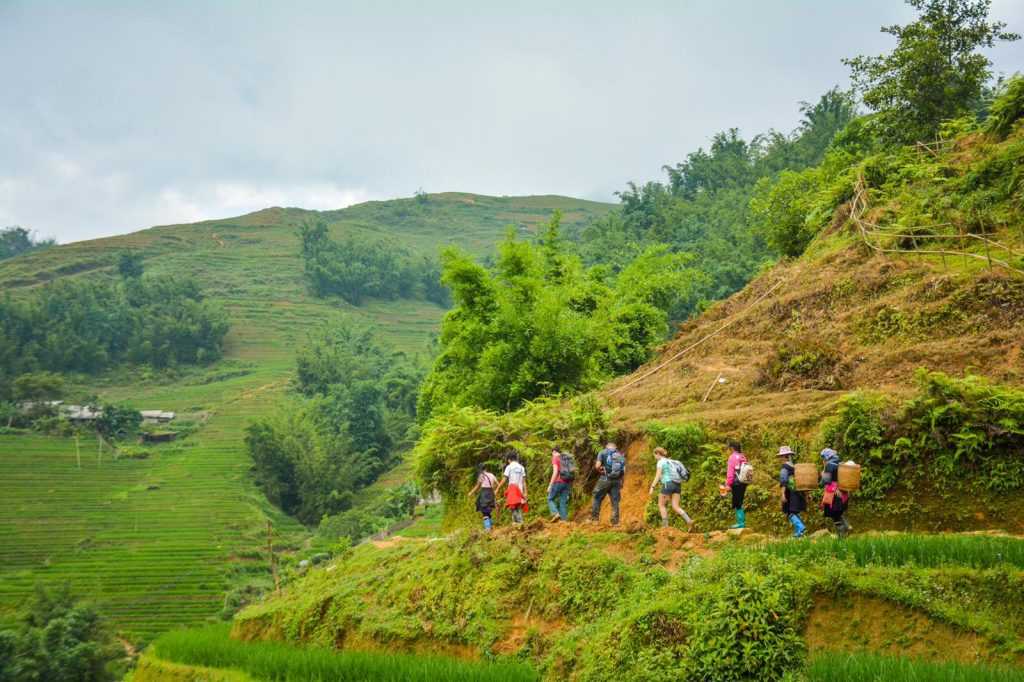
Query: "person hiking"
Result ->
[[495, 452, 528, 524], [590, 441, 625, 525], [467, 463, 498, 532], [648, 447, 695, 531], [720, 440, 750, 529], [547, 447, 574, 522], [819, 447, 851, 538], [776, 445, 806, 538]]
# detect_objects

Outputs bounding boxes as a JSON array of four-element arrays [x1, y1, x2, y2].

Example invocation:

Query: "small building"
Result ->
[[141, 431, 177, 443], [18, 400, 63, 414], [140, 410, 176, 424], [62, 405, 103, 422]]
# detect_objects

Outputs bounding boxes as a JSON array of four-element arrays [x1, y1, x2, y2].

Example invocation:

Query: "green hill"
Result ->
[[0, 193, 613, 641]]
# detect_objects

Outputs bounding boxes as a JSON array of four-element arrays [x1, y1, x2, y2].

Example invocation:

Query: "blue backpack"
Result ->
[[603, 450, 626, 479]]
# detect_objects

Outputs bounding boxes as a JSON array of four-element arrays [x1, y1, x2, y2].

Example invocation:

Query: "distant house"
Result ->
[[17, 400, 63, 414], [62, 405, 103, 422], [140, 410, 175, 424], [141, 431, 177, 443]]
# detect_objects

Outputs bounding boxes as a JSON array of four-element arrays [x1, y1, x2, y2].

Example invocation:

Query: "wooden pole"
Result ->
[[985, 239, 993, 270], [75, 433, 81, 469], [267, 520, 280, 593], [97, 433, 102, 467], [702, 373, 724, 402]]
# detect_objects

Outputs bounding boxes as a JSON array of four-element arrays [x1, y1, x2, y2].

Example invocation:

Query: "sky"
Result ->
[[2, 1, 1023, 243]]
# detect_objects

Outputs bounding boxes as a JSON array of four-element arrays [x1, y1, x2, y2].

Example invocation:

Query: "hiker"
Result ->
[[776, 446, 806, 538], [720, 440, 751, 529], [647, 447, 695, 531], [495, 452, 528, 524], [547, 447, 575, 522], [819, 448, 852, 538], [590, 441, 626, 525], [467, 463, 499, 531]]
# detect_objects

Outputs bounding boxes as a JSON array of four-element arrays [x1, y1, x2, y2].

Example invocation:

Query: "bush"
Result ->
[[0, 584, 121, 682], [983, 75, 1024, 140]]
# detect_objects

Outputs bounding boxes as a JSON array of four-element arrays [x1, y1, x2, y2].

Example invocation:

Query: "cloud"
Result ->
[[2, 1, 1023, 242]]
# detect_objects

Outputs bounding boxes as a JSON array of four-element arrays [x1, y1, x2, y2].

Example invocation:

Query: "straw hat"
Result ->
[[776, 445, 794, 457]]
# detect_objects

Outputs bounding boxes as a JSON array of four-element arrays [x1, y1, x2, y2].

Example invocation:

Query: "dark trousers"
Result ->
[[731, 482, 747, 510], [591, 476, 623, 524]]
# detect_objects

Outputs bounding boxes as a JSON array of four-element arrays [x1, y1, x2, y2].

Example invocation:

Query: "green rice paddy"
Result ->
[[0, 194, 610, 642], [150, 625, 538, 682]]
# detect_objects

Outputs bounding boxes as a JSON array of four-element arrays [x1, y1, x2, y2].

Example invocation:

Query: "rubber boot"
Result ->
[[483, 516, 492, 532], [788, 514, 805, 538], [730, 509, 745, 529], [660, 516, 669, 528]]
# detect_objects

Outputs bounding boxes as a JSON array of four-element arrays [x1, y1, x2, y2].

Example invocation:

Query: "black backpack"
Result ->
[[558, 452, 577, 481]]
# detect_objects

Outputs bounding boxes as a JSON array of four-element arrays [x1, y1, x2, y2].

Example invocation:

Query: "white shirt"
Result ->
[[503, 461, 526, 490]]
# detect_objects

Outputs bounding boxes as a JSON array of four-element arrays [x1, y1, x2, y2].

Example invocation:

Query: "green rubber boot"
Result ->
[[730, 509, 746, 529]]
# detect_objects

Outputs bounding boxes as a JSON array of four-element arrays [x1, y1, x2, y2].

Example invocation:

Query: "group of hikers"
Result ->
[[469, 440, 852, 538]]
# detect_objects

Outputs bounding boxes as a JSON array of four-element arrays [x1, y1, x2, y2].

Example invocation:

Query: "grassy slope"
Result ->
[[0, 193, 613, 641], [232, 527, 1024, 680]]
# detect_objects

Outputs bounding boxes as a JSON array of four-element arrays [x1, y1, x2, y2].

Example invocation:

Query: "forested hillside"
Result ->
[[0, 193, 613, 644], [220, 3, 1024, 681]]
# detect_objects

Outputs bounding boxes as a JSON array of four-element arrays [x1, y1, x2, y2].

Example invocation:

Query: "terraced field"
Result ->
[[0, 193, 613, 641]]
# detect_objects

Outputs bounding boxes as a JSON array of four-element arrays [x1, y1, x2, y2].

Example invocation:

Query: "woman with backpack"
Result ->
[[648, 447, 695, 531], [819, 448, 852, 538], [776, 446, 806, 538], [721, 440, 751, 529], [547, 447, 574, 522], [467, 463, 499, 532]]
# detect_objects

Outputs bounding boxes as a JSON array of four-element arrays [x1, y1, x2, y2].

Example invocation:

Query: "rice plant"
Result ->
[[807, 653, 1024, 681], [764, 533, 1024, 570], [152, 624, 538, 682]]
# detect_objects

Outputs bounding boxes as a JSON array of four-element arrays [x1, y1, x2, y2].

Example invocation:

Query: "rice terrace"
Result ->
[[2, 1, 1024, 680]]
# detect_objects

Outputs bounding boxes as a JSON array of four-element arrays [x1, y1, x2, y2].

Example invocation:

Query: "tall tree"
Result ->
[[844, 0, 1019, 143]]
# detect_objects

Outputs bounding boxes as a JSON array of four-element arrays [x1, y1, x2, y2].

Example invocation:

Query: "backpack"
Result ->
[[604, 450, 626, 479], [666, 459, 689, 483], [737, 460, 754, 484], [558, 452, 577, 481]]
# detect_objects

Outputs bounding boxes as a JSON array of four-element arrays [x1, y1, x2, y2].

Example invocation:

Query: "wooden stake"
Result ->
[[985, 239, 993, 270], [75, 433, 81, 469], [702, 373, 724, 403], [97, 433, 102, 467], [267, 520, 280, 593]]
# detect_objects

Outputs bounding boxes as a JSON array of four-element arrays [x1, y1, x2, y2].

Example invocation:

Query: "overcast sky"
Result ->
[[2, 1, 1023, 243]]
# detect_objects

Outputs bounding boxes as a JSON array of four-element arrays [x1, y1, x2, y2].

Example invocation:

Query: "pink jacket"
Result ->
[[726, 452, 747, 486]]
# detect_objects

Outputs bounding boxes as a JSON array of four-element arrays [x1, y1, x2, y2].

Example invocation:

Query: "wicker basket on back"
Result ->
[[794, 463, 817, 491], [838, 462, 861, 491]]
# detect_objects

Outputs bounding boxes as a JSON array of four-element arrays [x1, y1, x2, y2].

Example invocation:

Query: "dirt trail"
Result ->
[[570, 440, 652, 525]]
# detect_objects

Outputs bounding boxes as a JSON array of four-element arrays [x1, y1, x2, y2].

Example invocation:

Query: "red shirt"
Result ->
[[552, 452, 570, 484]]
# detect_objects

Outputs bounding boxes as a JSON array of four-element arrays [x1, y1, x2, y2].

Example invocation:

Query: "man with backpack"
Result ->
[[720, 440, 752, 529], [648, 447, 695, 531], [547, 447, 575, 522], [590, 442, 626, 525]]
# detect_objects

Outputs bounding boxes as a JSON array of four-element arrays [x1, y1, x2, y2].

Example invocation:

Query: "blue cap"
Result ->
[[820, 448, 837, 459]]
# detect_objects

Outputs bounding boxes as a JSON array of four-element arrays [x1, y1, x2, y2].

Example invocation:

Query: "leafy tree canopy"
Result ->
[[844, 0, 1019, 144], [417, 212, 705, 419], [0, 584, 120, 682], [0, 226, 53, 261], [247, 319, 425, 525]]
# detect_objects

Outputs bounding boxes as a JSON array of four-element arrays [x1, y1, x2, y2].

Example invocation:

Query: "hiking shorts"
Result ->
[[661, 481, 682, 495]]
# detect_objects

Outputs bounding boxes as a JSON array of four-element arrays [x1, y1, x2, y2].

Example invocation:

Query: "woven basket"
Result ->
[[838, 463, 861, 491], [794, 463, 817, 491]]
